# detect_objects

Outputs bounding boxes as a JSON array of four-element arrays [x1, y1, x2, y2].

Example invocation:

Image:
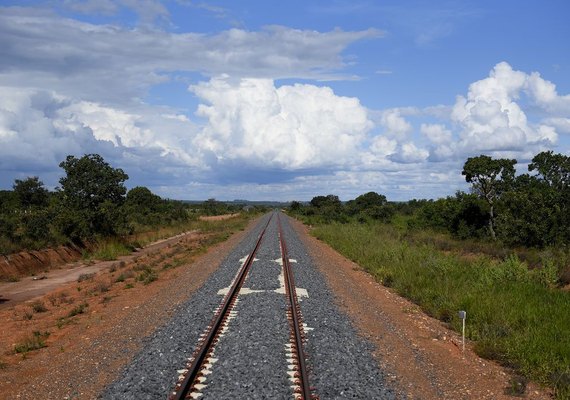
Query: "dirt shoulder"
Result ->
[[290, 217, 551, 400], [0, 216, 261, 399], [0, 230, 198, 310]]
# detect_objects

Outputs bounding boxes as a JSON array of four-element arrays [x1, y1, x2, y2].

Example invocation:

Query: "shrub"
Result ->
[[14, 331, 50, 354], [30, 300, 48, 313], [77, 273, 95, 282], [136, 265, 158, 285], [67, 302, 88, 317]]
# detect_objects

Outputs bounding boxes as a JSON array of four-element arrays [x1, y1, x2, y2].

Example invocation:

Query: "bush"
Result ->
[[14, 331, 50, 354], [67, 302, 88, 317], [30, 301, 48, 313]]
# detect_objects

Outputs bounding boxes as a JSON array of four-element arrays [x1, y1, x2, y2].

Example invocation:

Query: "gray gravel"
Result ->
[[101, 212, 400, 399]]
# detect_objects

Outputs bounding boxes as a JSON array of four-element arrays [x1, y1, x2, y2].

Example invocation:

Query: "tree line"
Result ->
[[0, 154, 189, 255], [291, 150, 570, 249], [420, 150, 570, 247]]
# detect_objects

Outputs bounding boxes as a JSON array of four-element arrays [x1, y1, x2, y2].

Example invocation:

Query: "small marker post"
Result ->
[[458, 310, 466, 354]]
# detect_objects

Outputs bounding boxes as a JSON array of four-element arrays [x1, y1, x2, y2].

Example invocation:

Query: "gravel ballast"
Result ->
[[102, 212, 399, 399]]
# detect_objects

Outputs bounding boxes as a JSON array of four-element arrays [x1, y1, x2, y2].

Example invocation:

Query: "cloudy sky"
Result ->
[[1, 0, 569, 201]]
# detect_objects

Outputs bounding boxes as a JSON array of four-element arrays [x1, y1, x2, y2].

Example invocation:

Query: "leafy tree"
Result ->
[[308, 194, 346, 223], [124, 186, 188, 227], [462, 155, 516, 239], [346, 192, 393, 222], [521, 151, 570, 245], [528, 150, 570, 189], [347, 192, 387, 212], [58, 154, 129, 239], [0, 190, 16, 213], [496, 176, 558, 247], [125, 186, 162, 221], [416, 192, 487, 238], [289, 201, 302, 211], [126, 186, 161, 206], [13, 177, 49, 210], [202, 198, 230, 216], [310, 194, 341, 208]]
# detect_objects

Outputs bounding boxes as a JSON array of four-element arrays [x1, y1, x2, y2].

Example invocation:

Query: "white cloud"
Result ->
[[370, 136, 398, 157], [190, 76, 372, 170], [450, 62, 562, 156], [527, 71, 570, 115], [543, 117, 570, 134], [0, 87, 204, 189], [421, 123, 452, 144], [389, 142, 429, 163], [0, 7, 381, 105], [379, 109, 413, 140]]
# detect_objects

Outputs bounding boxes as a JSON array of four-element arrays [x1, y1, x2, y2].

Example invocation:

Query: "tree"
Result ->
[[528, 150, 570, 189], [289, 201, 302, 211], [202, 198, 228, 216], [310, 194, 341, 208], [125, 186, 161, 211], [462, 155, 516, 239], [58, 154, 129, 238], [13, 177, 49, 210], [308, 194, 346, 223], [124, 186, 165, 226], [496, 175, 557, 247], [346, 192, 394, 222], [349, 192, 386, 209], [526, 151, 570, 245]]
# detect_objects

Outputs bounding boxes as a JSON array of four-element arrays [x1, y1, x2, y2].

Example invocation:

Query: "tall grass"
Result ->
[[85, 213, 255, 261], [312, 222, 570, 398], [89, 239, 133, 260], [128, 213, 253, 248]]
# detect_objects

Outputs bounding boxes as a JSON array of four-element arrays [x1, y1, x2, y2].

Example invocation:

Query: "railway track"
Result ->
[[170, 212, 317, 399]]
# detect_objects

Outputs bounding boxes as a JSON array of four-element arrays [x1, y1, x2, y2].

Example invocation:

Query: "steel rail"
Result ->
[[278, 214, 313, 400], [171, 214, 272, 400]]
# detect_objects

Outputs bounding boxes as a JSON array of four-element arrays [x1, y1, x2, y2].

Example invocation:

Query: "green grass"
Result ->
[[88, 239, 133, 261], [67, 302, 88, 317], [14, 331, 50, 354], [312, 221, 570, 398], [135, 265, 158, 285]]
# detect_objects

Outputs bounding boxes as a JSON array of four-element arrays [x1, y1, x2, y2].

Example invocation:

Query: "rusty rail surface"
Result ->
[[171, 215, 272, 400], [278, 214, 315, 400]]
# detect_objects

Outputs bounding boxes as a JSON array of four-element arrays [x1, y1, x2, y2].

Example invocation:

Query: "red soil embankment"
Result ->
[[0, 246, 83, 280]]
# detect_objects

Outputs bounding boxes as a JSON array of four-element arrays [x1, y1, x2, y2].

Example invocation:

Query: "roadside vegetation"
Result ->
[[289, 150, 570, 398], [1, 210, 254, 362], [0, 153, 264, 258]]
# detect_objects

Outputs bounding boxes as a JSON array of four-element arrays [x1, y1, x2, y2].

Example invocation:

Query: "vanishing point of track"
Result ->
[[170, 212, 317, 400]]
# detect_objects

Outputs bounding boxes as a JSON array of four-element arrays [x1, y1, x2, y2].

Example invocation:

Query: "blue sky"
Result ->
[[1, 0, 569, 201]]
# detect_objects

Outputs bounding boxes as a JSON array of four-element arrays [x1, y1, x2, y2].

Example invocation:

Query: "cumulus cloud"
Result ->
[[190, 76, 372, 171], [543, 117, 570, 134], [371, 62, 569, 165], [379, 109, 413, 140], [370, 136, 398, 157], [0, 77, 377, 189], [448, 62, 566, 157], [421, 123, 452, 144], [389, 142, 429, 163], [0, 87, 202, 189]]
